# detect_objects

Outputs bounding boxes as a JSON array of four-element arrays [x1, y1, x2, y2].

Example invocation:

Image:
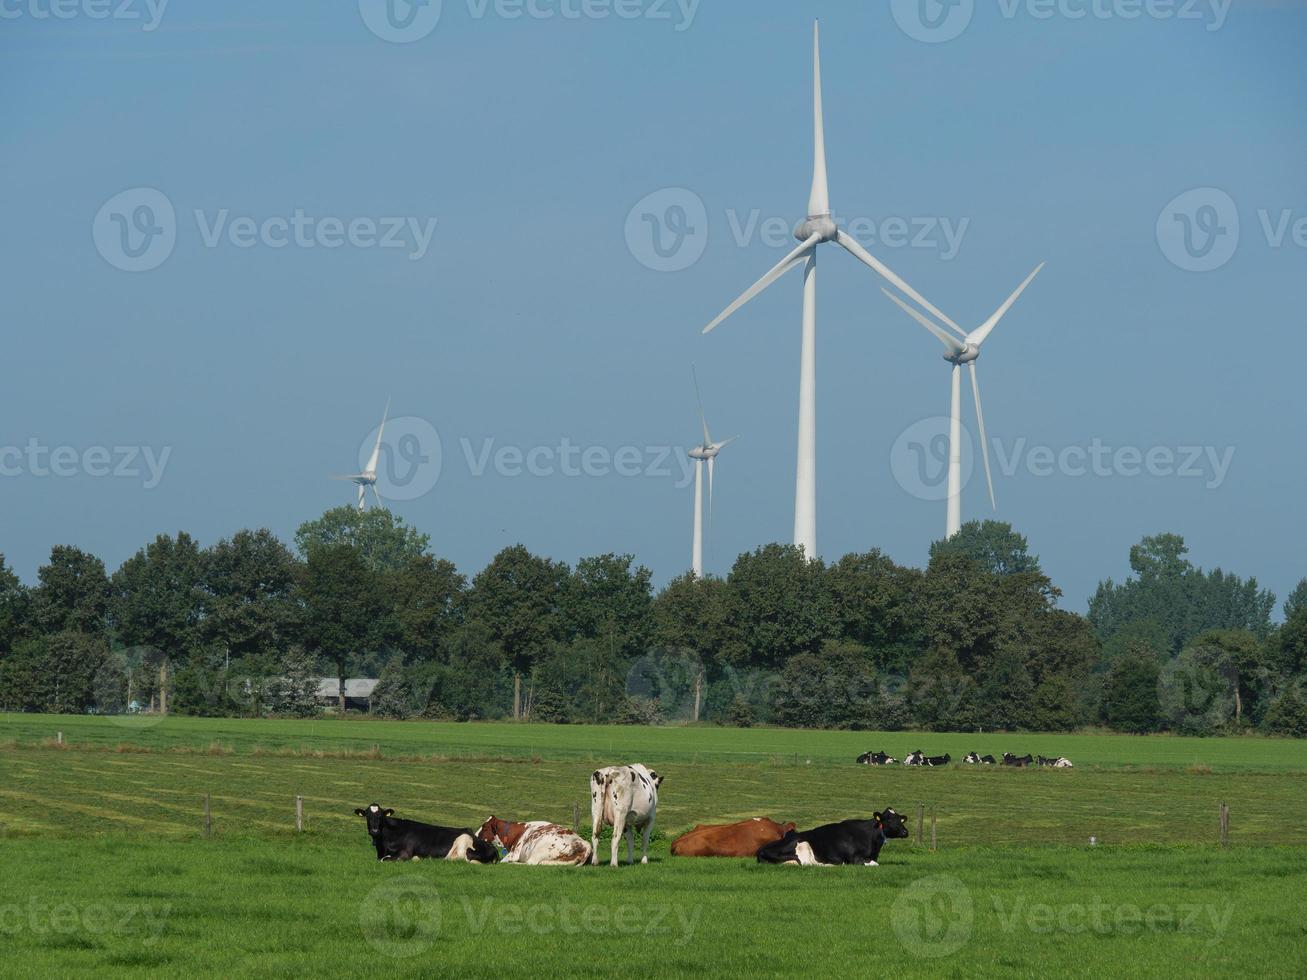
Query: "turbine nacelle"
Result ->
[[688, 444, 721, 461], [944, 343, 980, 366], [794, 214, 838, 243]]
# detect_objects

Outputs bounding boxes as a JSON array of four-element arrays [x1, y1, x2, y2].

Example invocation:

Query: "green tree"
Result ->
[[825, 550, 922, 672], [0, 631, 109, 714], [1102, 647, 1162, 733], [385, 554, 465, 661], [264, 647, 323, 718], [1183, 629, 1268, 726], [1261, 682, 1307, 738], [651, 573, 730, 720], [465, 545, 569, 719], [769, 640, 878, 729], [1284, 579, 1307, 622], [723, 544, 833, 670], [300, 544, 391, 715], [202, 529, 302, 660], [295, 506, 430, 573], [110, 533, 206, 715], [562, 554, 654, 657], [929, 521, 1042, 577], [1277, 608, 1307, 678], [424, 621, 510, 721], [0, 554, 28, 654], [30, 546, 109, 637]]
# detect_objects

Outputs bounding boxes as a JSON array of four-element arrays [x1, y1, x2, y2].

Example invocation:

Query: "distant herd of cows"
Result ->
[[354, 752, 1072, 869], [856, 749, 1075, 768]]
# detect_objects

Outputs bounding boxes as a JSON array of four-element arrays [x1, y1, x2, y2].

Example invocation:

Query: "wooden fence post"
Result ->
[[296, 796, 304, 833], [56, 731, 63, 745], [930, 806, 937, 851], [916, 804, 924, 846], [1219, 803, 1229, 848], [204, 794, 212, 838]]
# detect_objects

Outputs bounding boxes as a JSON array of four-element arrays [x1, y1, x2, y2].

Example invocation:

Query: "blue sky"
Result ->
[[2, 0, 1304, 614]]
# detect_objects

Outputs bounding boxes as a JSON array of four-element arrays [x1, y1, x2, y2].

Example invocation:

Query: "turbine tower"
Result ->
[[687, 368, 734, 577], [332, 400, 390, 511], [880, 263, 1044, 537], [701, 21, 960, 559]]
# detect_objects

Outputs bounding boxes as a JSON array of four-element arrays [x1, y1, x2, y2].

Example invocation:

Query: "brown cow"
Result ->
[[670, 817, 797, 858], [476, 815, 592, 866]]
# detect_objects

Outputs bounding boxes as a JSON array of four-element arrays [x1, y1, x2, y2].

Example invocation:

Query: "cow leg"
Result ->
[[610, 810, 627, 868], [625, 826, 635, 866], [590, 791, 604, 867], [640, 819, 653, 865]]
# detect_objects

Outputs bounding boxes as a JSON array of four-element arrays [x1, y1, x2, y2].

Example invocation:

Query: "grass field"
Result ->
[[3, 715, 1306, 977]]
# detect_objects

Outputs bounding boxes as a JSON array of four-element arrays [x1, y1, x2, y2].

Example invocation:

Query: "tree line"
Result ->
[[1, 509, 1304, 737]]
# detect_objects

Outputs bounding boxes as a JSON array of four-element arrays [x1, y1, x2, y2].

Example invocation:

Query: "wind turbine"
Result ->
[[687, 368, 734, 577], [332, 400, 390, 511], [701, 20, 962, 559], [880, 263, 1044, 538]]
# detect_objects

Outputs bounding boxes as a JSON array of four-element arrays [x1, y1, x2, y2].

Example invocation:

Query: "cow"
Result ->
[[670, 817, 797, 858], [856, 750, 896, 766], [903, 750, 925, 766], [354, 803, 498, 863], [590, 764, 662, 867], [1002, 753, 1034, 767], [922, 753, 951, 767], [1037, 755, 1074, 768], [756, 808, 910, 867], [475, 816, 592, 866], [964, 752, 996, 765]]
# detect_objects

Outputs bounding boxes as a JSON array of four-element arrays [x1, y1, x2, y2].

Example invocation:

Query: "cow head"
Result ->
[[466, 835, 501, 864], [354, 803, 394, 839], [651, 771, 664, 789], [874, 808, 910, 840], [476, 816, 505, 844], [781, 821, 797, 834]]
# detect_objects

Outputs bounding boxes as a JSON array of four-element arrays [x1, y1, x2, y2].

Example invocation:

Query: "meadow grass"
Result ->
[[2, 715, 1306, 977]]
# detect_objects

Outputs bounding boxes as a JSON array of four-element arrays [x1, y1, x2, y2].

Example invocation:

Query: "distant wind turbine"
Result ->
[[687, 368, 734, 577], [881, 263, 1044, 538], [332, 400, 390, 511], [701, 21, 958, 559]]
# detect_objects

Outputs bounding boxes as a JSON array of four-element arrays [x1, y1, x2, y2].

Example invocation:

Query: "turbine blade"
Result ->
[[372, 484, 384, 511], [836, 230, 967, 338], [692, 365, 711, 446], [712, 436, 737, 451], [357, 484, 366, 511], [707, 454, 715, 535], [366, 399, 390, 474], [702, 236, 819, 334], [969, 362, 996, 510], [881, 288, 966, 355], [331, 474, 368, 482], [808, 20, 830, 217], [969, 262, 1045, 347]]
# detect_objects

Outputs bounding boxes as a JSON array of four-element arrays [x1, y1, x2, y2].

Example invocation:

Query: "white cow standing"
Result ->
[[590, 764, 662, 867]]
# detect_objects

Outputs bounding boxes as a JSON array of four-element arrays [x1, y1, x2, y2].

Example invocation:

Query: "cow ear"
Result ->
[[655, 775, 664, 787], [354, 808, 365, 817], [873, 812, 882, 821], [383, 809, 394, 817]]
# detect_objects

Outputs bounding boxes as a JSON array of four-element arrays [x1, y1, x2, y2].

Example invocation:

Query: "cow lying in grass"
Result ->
[[1002, 753, 1034, 767], [670, 817, 797, 858], [756, 808, 910, 866], [1038, 755, 1074, 768], [354, 803, 498, 863], [856, 750, 896, 766], [476, 816, 592, 866], [964, 752, 996, 764]]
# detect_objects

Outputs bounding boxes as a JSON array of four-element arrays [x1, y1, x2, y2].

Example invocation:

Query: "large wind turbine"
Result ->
[[687, 368, 734, 577], [332, 400, 390, 511], [881, 263, 1043, 538], [702, 21, 962, 559]]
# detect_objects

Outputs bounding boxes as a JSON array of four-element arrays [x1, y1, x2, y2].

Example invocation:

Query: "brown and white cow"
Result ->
[[670, 817, 797, 858], [475, 816, 592, 866]]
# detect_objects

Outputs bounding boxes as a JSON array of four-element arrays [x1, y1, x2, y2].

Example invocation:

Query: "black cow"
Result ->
[[922, 753, 951, 767], [856, 750, 896, 766], [964, 752, 996, 765], [354, 803, 498, 863], [757, 808, 910, 866], [1002, 753, 1034, 767]]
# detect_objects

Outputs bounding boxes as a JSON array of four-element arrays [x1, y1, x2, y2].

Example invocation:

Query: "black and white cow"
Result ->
[[756, 808, 910, 867], [964, 752, 996, 765], [1002, 753, 1034, 767], [354, 804, 498, 863], [903, 750, 924, 766], [1037, 755, 1074, 768], [922, 753, 951, 767], [856, 750, 896, 766], [590, 764, 662, 867]]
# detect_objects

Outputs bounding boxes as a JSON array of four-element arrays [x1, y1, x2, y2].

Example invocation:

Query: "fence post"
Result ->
[[204, 794, 212, 838], [56, 731, 63, 745], [296, 796, 304, 833], [916, 804, 924, 846], [573, 802, 580, 831], [1219, 803, 1229, 848], [930, 806, 937, 852]]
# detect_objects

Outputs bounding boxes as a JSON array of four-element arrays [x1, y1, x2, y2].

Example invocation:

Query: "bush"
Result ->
[[726, 693, 753, 728], [1262, 683, 1307, 738]]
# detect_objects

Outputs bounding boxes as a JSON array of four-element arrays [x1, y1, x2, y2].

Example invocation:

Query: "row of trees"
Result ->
[[1, 510, 1304, 735]]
